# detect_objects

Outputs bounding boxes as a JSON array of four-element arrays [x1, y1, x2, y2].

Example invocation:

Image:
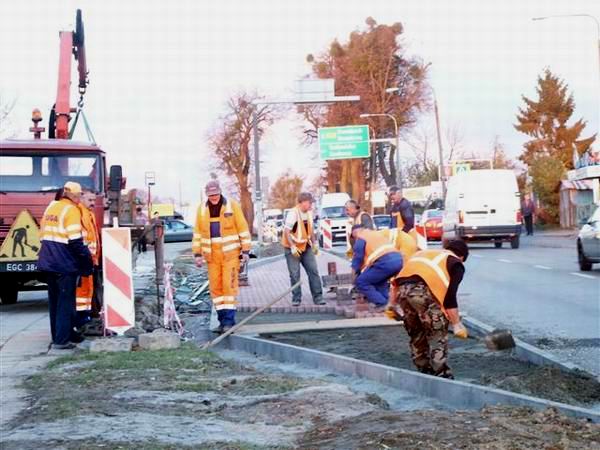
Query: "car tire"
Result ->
[[0, 282, 19, 305], [494, 241, 502, 249], [578, 242, 593, 271], [510, 235, 520, 249]]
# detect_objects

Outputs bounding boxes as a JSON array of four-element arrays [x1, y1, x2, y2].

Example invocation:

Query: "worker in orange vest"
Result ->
[[388, 186, 419, 246], [388, 240, 469, 379], [75, 189, 100, 328], [192, 181, 251, 333], [350, 226, 403, 308], [344, 199, 374, 258]]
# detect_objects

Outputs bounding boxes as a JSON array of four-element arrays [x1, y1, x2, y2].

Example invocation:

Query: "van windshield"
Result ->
[[322, 206, 347, 218], [0, 153, 103, 193]]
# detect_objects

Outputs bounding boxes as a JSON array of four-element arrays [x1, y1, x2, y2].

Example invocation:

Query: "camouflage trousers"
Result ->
[[398, 281, 453, 379]]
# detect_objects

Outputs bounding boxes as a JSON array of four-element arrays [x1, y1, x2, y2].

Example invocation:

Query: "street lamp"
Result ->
[[532, 14, 600, 136], [359, 113, 401, 187]]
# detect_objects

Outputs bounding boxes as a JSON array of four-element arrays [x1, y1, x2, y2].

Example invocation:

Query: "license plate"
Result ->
[[0, 262, 38, 272]]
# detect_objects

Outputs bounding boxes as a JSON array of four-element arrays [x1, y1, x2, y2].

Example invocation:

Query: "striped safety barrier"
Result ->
[[102, 227, 135, 335], [322, 218, 333, 249]]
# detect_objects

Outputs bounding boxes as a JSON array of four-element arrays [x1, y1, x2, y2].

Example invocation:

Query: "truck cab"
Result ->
[[0, 138, 108, 304]]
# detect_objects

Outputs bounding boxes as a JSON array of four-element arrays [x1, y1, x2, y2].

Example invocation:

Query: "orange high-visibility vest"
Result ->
[[79, 205, 100, 266], [357, 229, 398, 271], [396, 249, 459, 315], [281, 207, 313, 252], [40, 199, 83, 244], [380, 228, 418, 262], [192, 198, 251, 263]]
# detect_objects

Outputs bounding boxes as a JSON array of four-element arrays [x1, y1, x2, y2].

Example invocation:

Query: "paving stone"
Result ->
[[344, 308, 355, 319], [138, 329, 181, 351], [89, 337, 134, 353]]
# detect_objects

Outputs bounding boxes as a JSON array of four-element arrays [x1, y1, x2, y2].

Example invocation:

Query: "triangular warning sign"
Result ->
[[0, 210, 42, 262]]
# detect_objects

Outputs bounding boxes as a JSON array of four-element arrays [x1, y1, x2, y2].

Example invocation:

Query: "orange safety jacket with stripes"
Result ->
[[379, 228, 418, 262], [281, 206, 314, 252], [38, 198, 93, 275], [354, 229, 398, 271], [79, 204, 100, 266], [192, 197, 251, 263], [394, 249, 458, 317]]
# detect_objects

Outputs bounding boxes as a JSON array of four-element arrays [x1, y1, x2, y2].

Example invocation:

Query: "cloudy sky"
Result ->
[[1, 0, 599, 213]]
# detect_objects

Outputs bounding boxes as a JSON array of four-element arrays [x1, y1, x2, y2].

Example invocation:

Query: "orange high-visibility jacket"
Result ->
[[281, 207, 314, 252], [356, 229, 398, 271], [192, 198, 251, 262], [396, 249, 458, 315], [78, 204, 100, 266], [379, 228, 418, 262]]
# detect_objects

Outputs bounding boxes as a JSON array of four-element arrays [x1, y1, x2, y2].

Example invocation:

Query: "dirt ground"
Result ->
[[3, 344, 599, 450], [265, 327, 600, 407]]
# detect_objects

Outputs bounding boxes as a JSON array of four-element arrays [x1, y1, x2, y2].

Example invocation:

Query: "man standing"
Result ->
[[282, 192, 324, 306], [351, 226, 403, 309], [75, 189, 100, 327], [522, 194, 535, 236], [389, 186, 415, 234], [134, 206, 148, 252], [192, 181, 251, 333], [38, 182, 93, 349], [345, 200, 374, 230], [388, 240, 469, 379]]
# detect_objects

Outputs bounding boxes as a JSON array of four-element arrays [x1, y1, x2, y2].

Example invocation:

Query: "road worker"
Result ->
[[388, 185, 418, 244], [38, 181, 93, 349], [387, 240, 469, 379], [75, 189, 100, 328], [345, 200, 374, 258], [192, 181, 251, 333], [282, 192, 324, 306], [350, 226, 403, 309]]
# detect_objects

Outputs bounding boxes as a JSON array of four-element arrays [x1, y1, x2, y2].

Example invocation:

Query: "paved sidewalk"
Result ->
[[238, 249, 351, 313]]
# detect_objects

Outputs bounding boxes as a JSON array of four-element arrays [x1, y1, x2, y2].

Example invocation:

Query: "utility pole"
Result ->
[[252, 108, 263, 251], [433, 92, 446, 199]]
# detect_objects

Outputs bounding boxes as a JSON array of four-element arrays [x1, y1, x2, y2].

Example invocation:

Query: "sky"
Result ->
[[1, 0, 599, 216]]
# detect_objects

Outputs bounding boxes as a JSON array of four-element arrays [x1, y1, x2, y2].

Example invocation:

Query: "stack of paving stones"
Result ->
[[323, 273, 384, 319]]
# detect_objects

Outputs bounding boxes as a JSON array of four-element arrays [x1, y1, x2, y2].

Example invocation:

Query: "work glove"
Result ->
[[453, 321, 468, 339], [345, 248, 353, 259], [384, 306, 403, 322], [290, 245, 301, 258], [312, 245, 320, 256]]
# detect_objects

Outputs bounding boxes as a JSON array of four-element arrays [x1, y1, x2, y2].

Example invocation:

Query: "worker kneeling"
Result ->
[[351, 226, 403, 308], [193, 181, 251, 333], [388, 240, 469, 379]]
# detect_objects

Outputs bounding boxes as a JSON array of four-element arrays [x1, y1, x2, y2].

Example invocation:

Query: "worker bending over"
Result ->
[[38, 182, 93, 349], [388, 240, 469, 379], [282, 192, 324, 306], [193, 181, 251, 333], [75, 189, 100, 327], [351, 226, 403, 308]]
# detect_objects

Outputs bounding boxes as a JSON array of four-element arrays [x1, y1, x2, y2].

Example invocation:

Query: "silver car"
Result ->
[[578, 206, 600, 271]]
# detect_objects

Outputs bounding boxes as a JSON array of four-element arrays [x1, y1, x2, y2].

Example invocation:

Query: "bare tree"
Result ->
[[445, 123, 466, 162]]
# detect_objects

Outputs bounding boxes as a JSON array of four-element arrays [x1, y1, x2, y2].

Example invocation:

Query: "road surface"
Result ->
[[331, 232, 600, 377]]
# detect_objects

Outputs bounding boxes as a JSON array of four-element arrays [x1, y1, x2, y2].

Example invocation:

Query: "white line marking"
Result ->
[[534, 265, 552, 270], [570, 272, 596, 280], [471, 254, 483, 258], [498, 259, 512, 263]]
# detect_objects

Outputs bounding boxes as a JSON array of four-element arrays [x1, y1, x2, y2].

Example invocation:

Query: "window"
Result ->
[[0, 156, 33, 176], [168, 221, 187, 230]]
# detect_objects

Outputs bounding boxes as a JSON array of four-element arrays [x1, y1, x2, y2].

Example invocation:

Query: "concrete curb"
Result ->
[[225, 334, 600, 423], [462, 316, 584, 373]]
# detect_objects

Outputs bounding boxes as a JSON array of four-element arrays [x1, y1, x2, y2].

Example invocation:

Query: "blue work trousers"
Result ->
[[46, 272, 77, 345], [355, 253, 403, 306]]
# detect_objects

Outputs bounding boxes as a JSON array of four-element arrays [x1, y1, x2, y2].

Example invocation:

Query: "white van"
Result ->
[[442, 170, 522, 248], [317, 192, 351, 247]]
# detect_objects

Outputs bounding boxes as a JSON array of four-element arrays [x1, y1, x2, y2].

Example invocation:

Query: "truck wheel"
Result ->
[[578, 243, 592, 271], [510, 235, 520, 249], [494, 241, 502, 249], [0, 282, 19, 305]]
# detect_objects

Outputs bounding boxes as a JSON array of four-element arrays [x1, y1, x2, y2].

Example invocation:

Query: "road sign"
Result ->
[[453, 163, 471, 175], [0, 210, 41, 262], [318, 125, 370, 160]]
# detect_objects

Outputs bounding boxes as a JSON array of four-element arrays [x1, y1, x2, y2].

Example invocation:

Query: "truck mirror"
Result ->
[[109, 165, 123, 192]]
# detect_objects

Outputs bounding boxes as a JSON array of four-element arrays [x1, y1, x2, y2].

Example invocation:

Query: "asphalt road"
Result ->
[[330, 233, 600, 377]]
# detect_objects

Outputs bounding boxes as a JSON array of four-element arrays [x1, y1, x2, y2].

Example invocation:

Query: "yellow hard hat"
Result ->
[[64, 181, 83, 195]]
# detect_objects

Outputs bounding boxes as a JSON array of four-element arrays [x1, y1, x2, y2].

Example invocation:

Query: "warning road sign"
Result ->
[[0, 210, 41, 262]]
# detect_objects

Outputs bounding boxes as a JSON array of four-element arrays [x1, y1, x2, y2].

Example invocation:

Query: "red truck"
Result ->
[[0, 10, 124, 304]]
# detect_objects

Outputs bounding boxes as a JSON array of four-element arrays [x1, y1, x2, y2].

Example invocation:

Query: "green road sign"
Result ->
[[318, 125, 370, 160]]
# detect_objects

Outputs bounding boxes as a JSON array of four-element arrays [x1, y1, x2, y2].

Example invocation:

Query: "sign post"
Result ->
[[318, 125, 370, 160]]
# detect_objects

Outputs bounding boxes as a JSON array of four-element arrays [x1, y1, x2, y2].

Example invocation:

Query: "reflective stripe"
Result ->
[[240, 239, 251, 245], [222, 242, 241, 252], [58, 204, 73, 234], [222, 235, 239, 243], [68, 232, 82, 240], [66, 224, 81, 232], [41, 234, 69, 244], [238, 231, 251, 238], [201, 238, 213, 244], [365, 244, 396, 267], [193, 233, 202, 238], [409, 256, 450, 287]]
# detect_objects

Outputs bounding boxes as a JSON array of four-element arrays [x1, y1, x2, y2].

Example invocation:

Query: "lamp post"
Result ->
[[359, 113, 401, 188], [532, 14, 600, 136]]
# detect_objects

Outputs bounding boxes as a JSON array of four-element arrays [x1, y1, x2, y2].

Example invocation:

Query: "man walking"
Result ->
[[282, 192, 324, 306], [522, 194, 535, 236], [38, 182, 93, 349], [351, 226, 403, 309], [192, 181, 251, 333], [134, 206, 149, 252], [388, 240, 469, 379]]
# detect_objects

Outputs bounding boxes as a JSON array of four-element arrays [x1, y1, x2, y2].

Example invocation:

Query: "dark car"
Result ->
[[373, 214, 392, 230], [164, 219, 193, 243]]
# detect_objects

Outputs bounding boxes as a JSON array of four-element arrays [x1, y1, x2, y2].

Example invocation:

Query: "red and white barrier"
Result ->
[[322, 218, 333, 249], [415, 226, 428, 250], [102, 227, 135, 335], [163, 263, 184, 335]]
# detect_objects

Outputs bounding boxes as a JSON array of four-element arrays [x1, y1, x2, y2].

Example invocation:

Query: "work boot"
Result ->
[[214, 325, 224, 334], [70, 331, 85, 344], [313, 297, 326, 306], [291, 298, 301, 307], [222, 325, 233, 334], [52, 343, 76, 350]]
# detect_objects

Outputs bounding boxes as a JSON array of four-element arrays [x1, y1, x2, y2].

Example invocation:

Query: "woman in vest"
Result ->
[[388, 240, 469, 379]]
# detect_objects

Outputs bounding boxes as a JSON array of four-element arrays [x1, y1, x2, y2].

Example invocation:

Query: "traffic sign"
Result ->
[[0, 210, 41, 262], [453, 163, 471, 175], [318, 125, 370, 160]]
